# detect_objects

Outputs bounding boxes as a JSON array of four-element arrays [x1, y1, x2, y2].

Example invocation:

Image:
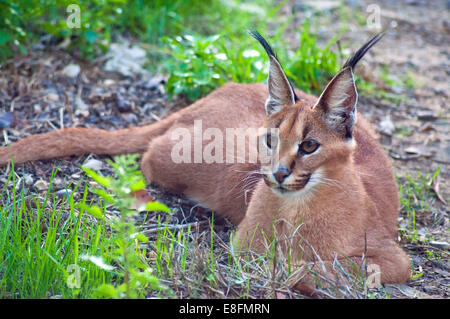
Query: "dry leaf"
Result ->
[[431, 175, 447, 204], [130, 189, 155, 210]]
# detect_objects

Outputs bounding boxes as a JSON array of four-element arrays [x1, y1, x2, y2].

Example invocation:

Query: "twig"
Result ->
[[63, 91, 74, 123], [46, 120, 58, 131], [3, 129, 9, 145], [140, 221, 207, 235], [59, 107, 64, 129]]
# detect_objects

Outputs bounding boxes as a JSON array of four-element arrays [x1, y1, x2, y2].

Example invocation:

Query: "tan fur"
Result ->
[[0, 51, 410, 289]]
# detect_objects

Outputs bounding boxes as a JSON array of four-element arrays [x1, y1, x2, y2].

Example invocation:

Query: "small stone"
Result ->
[[103, 79, 116, 86], [33, 104, 42, 113], [55, 189, 72, 198], [46, 93, 59, 102], [429, 241, 450, 250], [82, 159, 103, 171], [404, 146, 420, 155], [74, 97, 89, 117], [89, 181, 100, 188], [61, 64, 81, 78], [34, 179, 48, 191], [24, 174, 33, 186], [104, 42, 149, 77], [378, 116, 395, 135], [52, 177, 63, 186], [417, 110, 438, 121]]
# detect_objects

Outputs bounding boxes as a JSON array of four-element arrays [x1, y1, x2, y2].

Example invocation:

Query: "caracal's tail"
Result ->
[[0, 120, 171, 165]]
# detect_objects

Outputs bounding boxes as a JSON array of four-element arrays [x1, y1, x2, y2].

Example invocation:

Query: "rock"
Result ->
[[55, 189, 72, 198], [52, 177, 63, 186], [61, 64, 81, 78], [429, 241, 450, 250], [384, 284, 431, 298], [34, 179, 49, 191], [143, 74, 166, 90], [378, 115, 395, 135], [417, 110, 438, 121], [82, 159, 103, 171], [45, 93, 59, 102], [74, 97, 89, 117], [103, 79, 116, 86], [404, 146, 433, 157], [104, 42, 149, 77], [33, 104, 42, 113], [404, 146, 420, 154], [433, 142, 450, 164], [24, 174, 33, 186]]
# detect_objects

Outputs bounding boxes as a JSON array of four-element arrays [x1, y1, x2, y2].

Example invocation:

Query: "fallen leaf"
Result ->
[[275, 291, 289, 299], [419, 123, 436, 132], [34, 179, 48, 191], [82, 158, 103, 171], [130, 189, 155, 210], [431, 174, 447, 204]]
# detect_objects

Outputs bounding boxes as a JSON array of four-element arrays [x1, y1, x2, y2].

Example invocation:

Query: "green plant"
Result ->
[[0, 0, 233, 61], [284, 21, 340, 94], [0, 0, 38, 60], [81, 154, 171, 298], [0, 165, 114, 298], [163, 20, 341, 101], [163, 34, 267, 100], [397, 168, 441, 243]]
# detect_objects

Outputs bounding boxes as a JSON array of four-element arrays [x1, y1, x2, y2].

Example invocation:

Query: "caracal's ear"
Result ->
[[250, 30, 298, 116], [313, 33, 384, 139], [314, 67, 358, 139]]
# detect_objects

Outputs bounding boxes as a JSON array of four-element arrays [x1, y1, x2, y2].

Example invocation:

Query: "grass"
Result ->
[[397, 168, 442, 244], [1, 0, 251, 60], [162, 20, 341, 100], [0, 164, 114, 298], [0, 2, 346, 298], [2, 0, 446, 300], [1, 156, 445, 299], [1, 155, 393, 299], [1, 0, 342, 101]]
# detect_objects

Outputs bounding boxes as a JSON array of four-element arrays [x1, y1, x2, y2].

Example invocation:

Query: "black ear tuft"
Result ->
[[343, 32, 384, 70], [313, 33, 385, 139], [250, 30, 299, 115], [249, 30, 278, 59]]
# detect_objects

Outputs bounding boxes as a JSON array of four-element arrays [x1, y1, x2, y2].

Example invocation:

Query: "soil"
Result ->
[[0, 0, 448, 298]]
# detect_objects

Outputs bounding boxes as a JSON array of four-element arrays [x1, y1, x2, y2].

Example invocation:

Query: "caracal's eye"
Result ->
[[266, 133, 278, 149], [299, 139, 320, 155]]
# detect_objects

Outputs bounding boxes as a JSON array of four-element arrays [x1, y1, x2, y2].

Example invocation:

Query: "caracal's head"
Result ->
[[251, 31, 384, 197]]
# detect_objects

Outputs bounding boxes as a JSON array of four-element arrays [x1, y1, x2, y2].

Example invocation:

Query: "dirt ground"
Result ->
[[0, 0, 448, 298]]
